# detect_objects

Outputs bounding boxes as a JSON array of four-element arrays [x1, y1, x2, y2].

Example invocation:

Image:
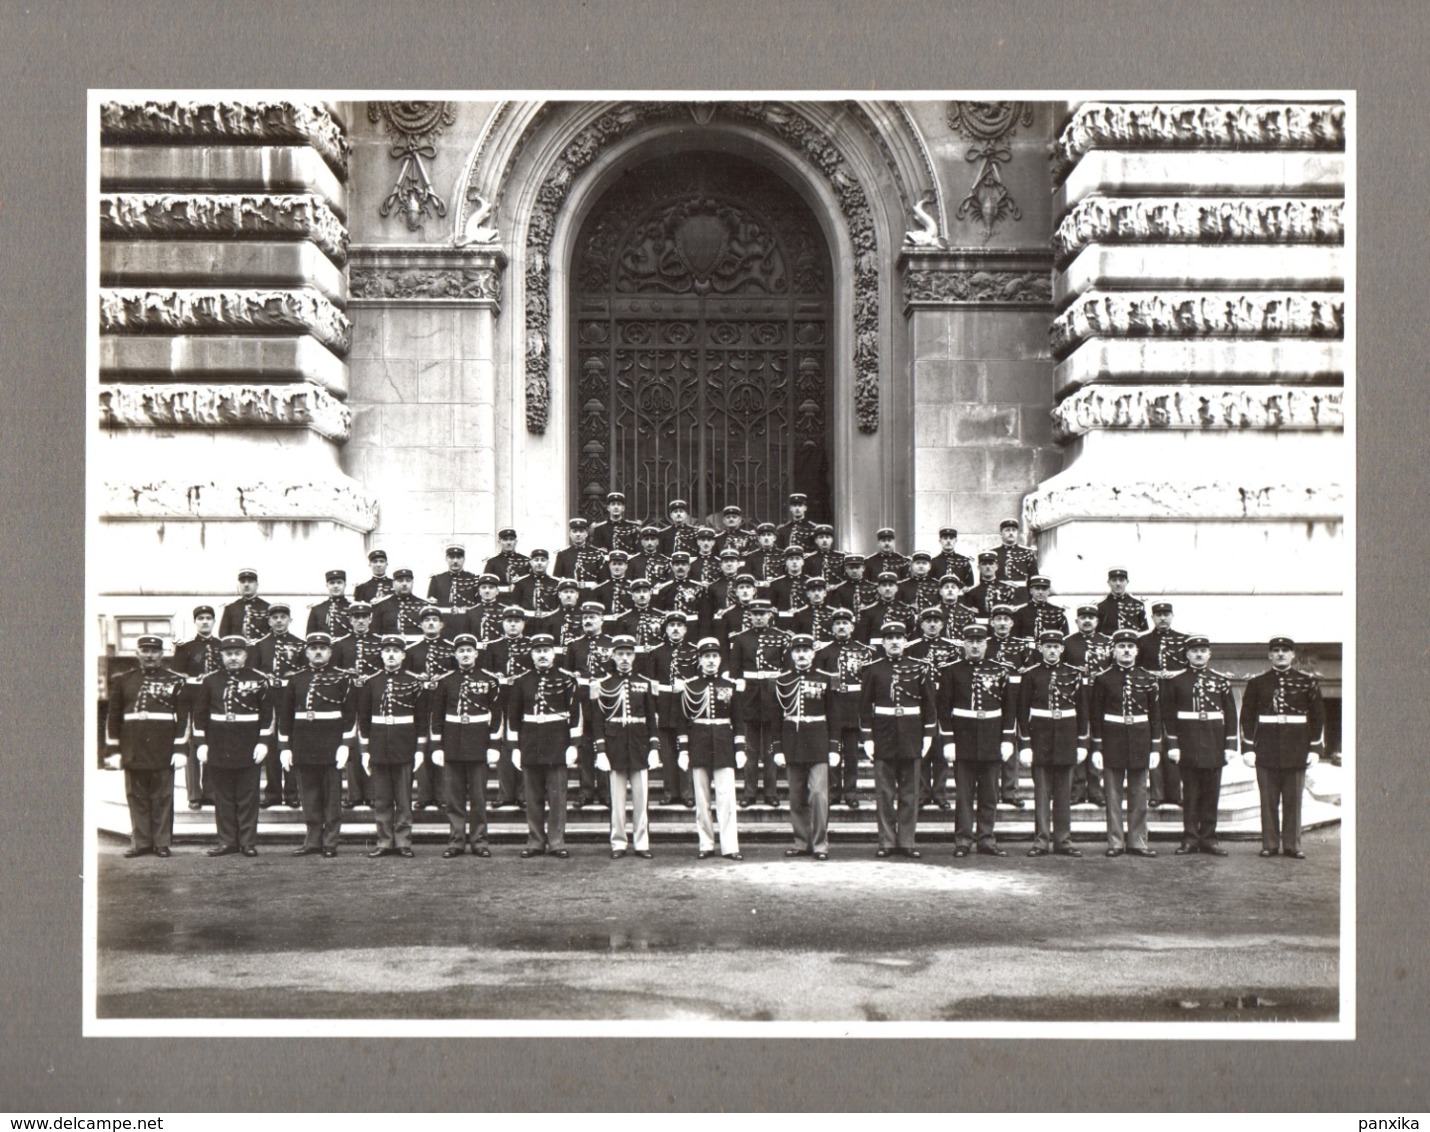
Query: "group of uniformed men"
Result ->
[[106, 491, 1328, 864]]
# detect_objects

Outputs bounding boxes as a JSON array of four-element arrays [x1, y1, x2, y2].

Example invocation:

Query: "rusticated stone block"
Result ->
[[1051, 385, 1344, 440], [1022, 478, 1343, 530], [98, 383, 352, 442], [99, 242, 346, 306], [1054, 197, 1344, 265], [100, 475, 378, 531], [101, 147, 346, 220], [100, 100, 350, 178], [1057, 244, 1344, 303], [1051, 291, 1344, 356], [1057, 152, 1345, 213], [916, 447, 985, 489], [100, 193, 348, 266], [1053, 102, 1345, 180], [1054, 339, 1343, 392], [99, 288, 351, 355], [100, 336, 348, 397]]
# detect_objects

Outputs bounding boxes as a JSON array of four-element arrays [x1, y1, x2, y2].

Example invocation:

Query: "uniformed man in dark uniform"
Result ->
[[591, 491, 642, 555], [376, 568, 430, 641], [929, 527, 975, 591], [354, 549, 395, 607], [856, 571, 918, 651], [1063, 604, 1112, 806], [564, 601, 616, 808], [986, 603, 1034, 810], [508, 633, 584, 858], [306, 569, 353, 638], [727, 599, 790, 808], [690, 527, 722, 586], [646, 611, 700, 806], [860, 622, 936, 858], [535, 577, 585, 648], [773, 634, 839, 859], [512, 548, 561, 620], [1095, 567, 1150, 635], [406, 605, 457, 811], [1139, 601, 1190, 809], [866, 527, 911, 581], [906, 607, 961, 811], [192, 635, 273, 857], [676, 638, 746, 859], [1013, 576, 1070, 641], [607, 576, 666, 658], [591, 636, 662, 858], [1163, 634, 1237, 856], [252, 603, 305, 808], [704, 549, 746, 621], [554, 517, 610, 592], [104, 635, 190, 857], [628, 526, 672, 586], [173, 605, 221, 809], [743, 523, 784, 592], [592, 549, 636, 625], [652, 551, 707, 632], [219, 567, 270, 642], [1089, 628, 1163, 858], [815, 608, 875, 809], [1240, 636, 1326, 859], [897, 552, 942, 613], [713, 504, 755, 558], [464, 574, 508, 644], [657, 499, 699, 557], [933, 576, 979, 642], [331, 600, 382, 807], [429, 632, 502, 858], [990, 518, 1038, 597], [483, 605, 536, 811], [277, 631, 356, 858], [483, 527, 532, 596], [805, 524, 845, 583], [427, 544, 482, 635], [768, 545, 813, 631], [776, 492, 818, 551], [791, 576, 838, 645], [938, 624, 1017, 858], [357, 635, 429, 858], [1016, 630, 1089, 858], [965, 551, 1023, 622]]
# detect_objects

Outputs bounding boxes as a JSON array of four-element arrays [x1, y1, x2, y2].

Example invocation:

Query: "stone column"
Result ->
[[98, 99, 376, 618], [1029, 101, 1347, 647]]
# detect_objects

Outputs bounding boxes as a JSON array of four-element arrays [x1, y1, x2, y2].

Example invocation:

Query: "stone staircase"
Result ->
[[95, 760, 1343, 845]]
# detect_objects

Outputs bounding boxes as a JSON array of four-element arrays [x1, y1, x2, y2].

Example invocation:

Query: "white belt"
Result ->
[[786, 715, 827, 723], [690, 718, 732, 726], [604, 716, 648, 725], [874, 705, 920, 716], [372, 714, 415, 725], [1104, 713, 1149, 724], [1259, 713, 1307, 724], [523, 712, 568, 723], [214, 713, 260, 723], [743, 670, 780, 679], [445, 712, 491, 724], [1029, 707, 1072, 719], [1178, 710, 1224, 720], [124, 711, 176, 721], [953, 708, 1001, 719], [297, 710, 343, 721]]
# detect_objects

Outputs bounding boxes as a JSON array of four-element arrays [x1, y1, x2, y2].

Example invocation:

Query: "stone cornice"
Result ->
[[100, 100, 350, 179], [347, 245, 506, 307], [99, 288, 351, 356], [100, 193, 349, 267], [99, 383, 352, 443], [101, 476, 378, 532], [1051, 291, 1344, 356], [1023, 479, 1343, 530], [1054, 197, 1344, 266], [1053, 102, 1346, 181], [1050, 385, 1343, 441], [899, 248, 1052, 309]]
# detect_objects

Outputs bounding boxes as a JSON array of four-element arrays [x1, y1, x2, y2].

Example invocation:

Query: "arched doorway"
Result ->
[[570, 151, 834, 526]]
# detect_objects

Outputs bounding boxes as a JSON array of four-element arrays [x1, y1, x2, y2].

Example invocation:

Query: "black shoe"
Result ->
[[291, 847, 320, 857], [1088, 795, 1107, 807], [634, 850, 654, 859], [1175, 844, 1199, 855], [153, 847, 171, 858], [520, 848, 545, 859], [260, 800, 275, 810], [900, 848, 922, 860], [1026, 847, 1048, 857], [187, 801, 203, 811], [784, 848, 812, 857], [611, 849, 627, 859], [1149, 799, 1163, 810], [814, 852, 829, 861], [551, 849, 570, 859], [1259, 848, 1278, 857], [1203, 845, 1229, 857], [952, 847, 969, 858], [847, 797, 862, 810], [722, 852, 743, 861], [936, 799, 953, 812], [342, 799, 356, 809], [321, 848, 337, 858], [367, 848, 396, 858], [875, 848, 893, 859], [472, 846, 491, 858], [977, 845, 1008, 857], [1055, 847, 1084, 858], [442, 847, 465, 859], [1105, 848, 1124, 857], [682, 798, 695, 808], [697, 850, 714, 860], [240, 847, 258, 857], [762, 796, 780, 808], [123, 847, 151, 858], [396, 847, 415, 858], [1286, 849, 1306, 859], [739, 797, 756, 809], [206, 845, 238, 857], [1127, 847, 1158, 858]]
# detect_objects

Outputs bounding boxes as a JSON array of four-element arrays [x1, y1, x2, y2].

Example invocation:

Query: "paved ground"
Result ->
[[96, 827, 1340, 1023]]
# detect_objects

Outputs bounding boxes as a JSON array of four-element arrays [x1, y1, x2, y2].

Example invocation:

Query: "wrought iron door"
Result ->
[[572, 153, 833, 525]]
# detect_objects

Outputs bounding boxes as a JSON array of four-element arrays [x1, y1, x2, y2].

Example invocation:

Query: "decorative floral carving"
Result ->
[[100, 100, 349, 178], [1052, 291, 1344, 356], [99, 193, 349, 266], [99, 288, 351, 355], [368, 101, 457, 231], [347, 266, 501, 303], [1053, 102, 1346, 180], [946, 101, 1035, 242], [1054, 196, 1345, 265], [1022, 479, 1343, 530], [903, 268, 1051, 305], [1050, 385, 1344, 441], [522, 101, 883, 435], [101, 477, 379, 531], [99, 383, 353, 443]]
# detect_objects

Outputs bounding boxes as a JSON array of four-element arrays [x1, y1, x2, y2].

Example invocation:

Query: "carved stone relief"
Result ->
[[1050, 385, 1344, 441], [99, 288, 352, 355], [368, 101, 457, 231], [945, 101, 1035, 242], [348, 266, 501, 304], [1023, 478, 1343, 530], [99, 193, 350, 266], [903, 268, 1051, 305], [100, 383, 353, 443]]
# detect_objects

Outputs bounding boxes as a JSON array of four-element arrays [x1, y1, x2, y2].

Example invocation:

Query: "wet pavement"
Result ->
[[96, 828, 1340, 1023]]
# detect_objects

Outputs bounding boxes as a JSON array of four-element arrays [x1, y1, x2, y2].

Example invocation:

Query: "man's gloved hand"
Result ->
[[279, 749, 294, 772]]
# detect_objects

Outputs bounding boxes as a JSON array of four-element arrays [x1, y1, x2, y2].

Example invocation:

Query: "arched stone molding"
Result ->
[[461, 100, 925, 549]]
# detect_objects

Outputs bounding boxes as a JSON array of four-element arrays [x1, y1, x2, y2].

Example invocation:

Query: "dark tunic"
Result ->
[[191, 667, 275, 767], [589, 671, 660, 773], [937, 658, 1017, 762], [1163, 666, 1239, 768], [1089, 664, 1163, 771], [1239, 667, 1326, 770], [356, 669, 429, 764], [106, 666, 190, 769], [1015, 662, 1089, 766], [859, 656, 937, 760], [430, 666, 504, 761], [677, 675, 745, 771], [278, 667, 357, 764], [506, 667, 584, 765]]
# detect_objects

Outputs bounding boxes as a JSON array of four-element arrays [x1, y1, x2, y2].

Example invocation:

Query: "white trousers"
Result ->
[[693, 766, 740, 855], [608, 768, 650, 851]]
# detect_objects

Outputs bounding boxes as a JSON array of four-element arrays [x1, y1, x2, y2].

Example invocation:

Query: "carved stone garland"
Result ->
[[946, 102, 1035, 242], [521, 101, 882, 435], [368, 101, 456, 232]]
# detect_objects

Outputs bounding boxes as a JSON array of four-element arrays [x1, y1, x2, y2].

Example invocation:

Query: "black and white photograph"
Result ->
[[81, 88, 1353, 1037]]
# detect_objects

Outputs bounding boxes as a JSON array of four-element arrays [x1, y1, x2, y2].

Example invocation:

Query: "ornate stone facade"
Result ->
[[99, 383, 353, 443], [1050, 385, 1343, 440], [348, 265, 501, 303], [904, 267, 1052, 306], [99, 193, 349, 265], [99, 288, 352, 355], [1051, 291, 1344, 355]]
